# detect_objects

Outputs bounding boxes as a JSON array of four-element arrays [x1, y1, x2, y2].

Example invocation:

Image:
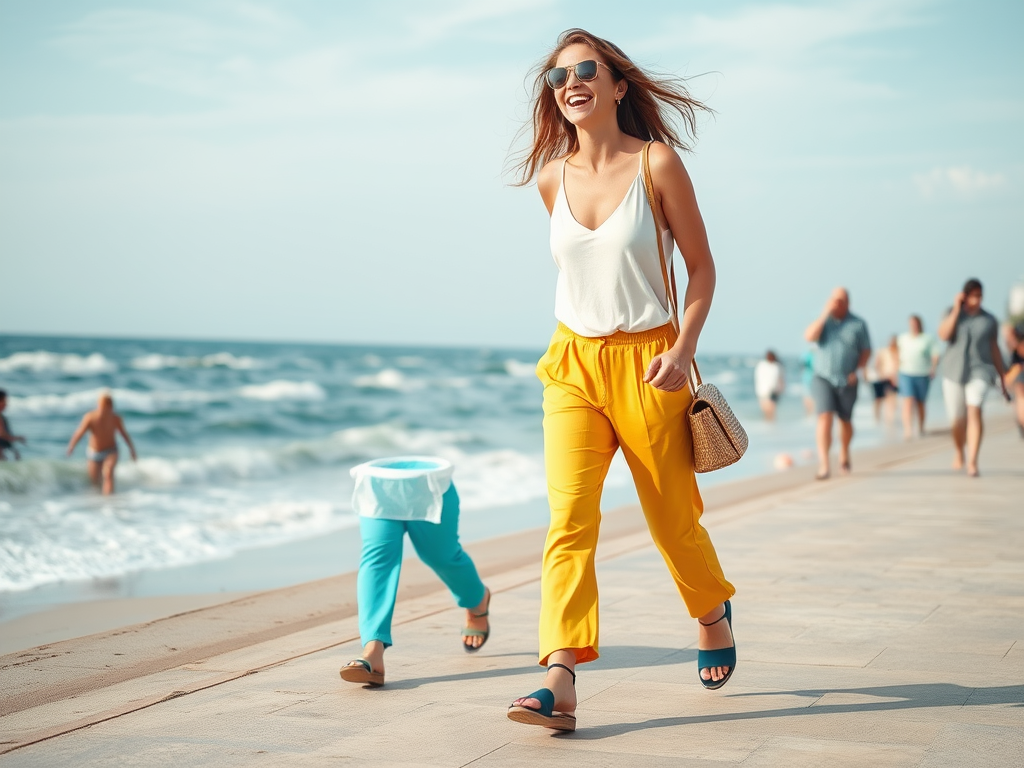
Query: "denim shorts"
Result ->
[[898, 373, 930, 403]]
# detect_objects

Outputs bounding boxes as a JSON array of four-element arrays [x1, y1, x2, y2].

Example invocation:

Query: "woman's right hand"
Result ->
[[644, 350, 691, 392]]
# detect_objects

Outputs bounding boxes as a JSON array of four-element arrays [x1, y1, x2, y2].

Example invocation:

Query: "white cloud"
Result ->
[[400, 0, 554, 45], [643, 0, 930, 59], [913, 166, 1008, 198], [49, 6, 301, 101], [632, 0, 932, 112]]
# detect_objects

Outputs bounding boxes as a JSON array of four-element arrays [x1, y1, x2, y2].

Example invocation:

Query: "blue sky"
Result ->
[[1, 0, 1021, 353]]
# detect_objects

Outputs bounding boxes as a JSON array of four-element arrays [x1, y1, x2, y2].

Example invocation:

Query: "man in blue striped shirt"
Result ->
[[805, 287, 872, 480]]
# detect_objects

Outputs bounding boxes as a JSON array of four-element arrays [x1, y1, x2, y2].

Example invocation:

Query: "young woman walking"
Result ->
[[506, 29, 736, 732]]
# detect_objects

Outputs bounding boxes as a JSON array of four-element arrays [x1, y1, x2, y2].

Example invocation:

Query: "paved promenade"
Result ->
[[2, 422, 1022, 766]]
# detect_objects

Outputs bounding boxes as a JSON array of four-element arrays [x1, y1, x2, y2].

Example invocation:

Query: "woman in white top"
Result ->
[[506, 29, 735, 732], [755, 350, 786, 421], [896, 314, 939, 439]]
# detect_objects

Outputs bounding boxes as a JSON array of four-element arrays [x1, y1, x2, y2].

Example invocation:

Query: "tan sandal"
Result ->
[[339, 658, 384, 687], [462, 588, 491, 652]]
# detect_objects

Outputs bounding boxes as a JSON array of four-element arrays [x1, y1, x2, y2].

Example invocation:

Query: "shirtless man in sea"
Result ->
[[67, 392, 137, 494]]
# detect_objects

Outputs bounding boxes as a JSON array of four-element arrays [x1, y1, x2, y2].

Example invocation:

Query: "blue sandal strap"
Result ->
[[698, 647, 736, 669], [348, 658, 372, 672], [517, 687, 555, 717]]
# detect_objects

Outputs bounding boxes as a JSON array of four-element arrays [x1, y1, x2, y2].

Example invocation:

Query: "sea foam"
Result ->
[[503, 359, 537, 378], [131, 352, 262, 371], [0, 494, 349, 592], [238, 380, 326, 401], [0, 423, 485, 494], [352, 368, 419, 391], [7, 380, 326, 416], [0, 351, 116, 376], [6, 388, 218, 417]]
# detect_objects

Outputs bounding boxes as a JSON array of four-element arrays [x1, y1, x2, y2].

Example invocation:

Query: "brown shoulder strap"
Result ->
[[642, 141, 701, 389], [641, 142, 677, 333]]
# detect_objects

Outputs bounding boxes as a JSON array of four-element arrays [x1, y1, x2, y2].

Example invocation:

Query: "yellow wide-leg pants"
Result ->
[[536, 322, 735, 666]]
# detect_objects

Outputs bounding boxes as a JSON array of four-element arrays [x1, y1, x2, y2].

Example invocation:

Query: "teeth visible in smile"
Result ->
[[567, 94, 592, 107]]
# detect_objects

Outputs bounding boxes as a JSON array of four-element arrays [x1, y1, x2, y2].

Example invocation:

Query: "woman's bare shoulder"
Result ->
[[537, 155, 568, 212], [647, 141, 687, 177], [538, 156, 566, 187]]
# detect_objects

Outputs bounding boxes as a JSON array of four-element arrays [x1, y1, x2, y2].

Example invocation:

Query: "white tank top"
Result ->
[[550, 153, 675, 337]]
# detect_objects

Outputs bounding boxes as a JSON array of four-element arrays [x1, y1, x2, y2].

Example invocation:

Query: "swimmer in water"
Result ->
[[67, 391, 138, 494], [0, 389, 27, 460]]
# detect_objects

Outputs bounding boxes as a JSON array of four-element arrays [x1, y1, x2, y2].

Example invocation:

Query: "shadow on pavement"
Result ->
[[562, 683, 1024, 740]]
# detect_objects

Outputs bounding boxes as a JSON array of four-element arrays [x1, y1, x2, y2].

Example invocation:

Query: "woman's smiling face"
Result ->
[[553, 43, 623, 126]]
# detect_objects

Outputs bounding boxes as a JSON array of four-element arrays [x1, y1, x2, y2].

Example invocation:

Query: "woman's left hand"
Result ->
[[645, 350, 692, 392]]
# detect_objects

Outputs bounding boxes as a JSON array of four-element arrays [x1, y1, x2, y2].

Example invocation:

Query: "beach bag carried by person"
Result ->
[[641, 142, 748, 473], [350, 456, 454, 524]]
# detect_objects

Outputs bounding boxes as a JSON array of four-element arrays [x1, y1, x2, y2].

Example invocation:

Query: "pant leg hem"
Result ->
[[539, 646, 599, 667], [684, 587, 736, 620], [454, 581, 487, 610]]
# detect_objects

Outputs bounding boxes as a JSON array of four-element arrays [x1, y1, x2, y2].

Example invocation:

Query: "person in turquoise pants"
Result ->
[[339, 484, 491, 687]]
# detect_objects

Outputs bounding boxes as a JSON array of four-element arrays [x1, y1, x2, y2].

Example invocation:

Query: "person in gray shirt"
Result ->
[[937, 278, 1009, 477], [804, 287, 871, 480]]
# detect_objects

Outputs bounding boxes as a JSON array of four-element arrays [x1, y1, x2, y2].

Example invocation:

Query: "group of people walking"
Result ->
[[799, 280, 1013, 480], [751, 277, 1019, 481]]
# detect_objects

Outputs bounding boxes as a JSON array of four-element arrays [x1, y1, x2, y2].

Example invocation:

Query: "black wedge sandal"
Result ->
[[506, 663, 577, 731]]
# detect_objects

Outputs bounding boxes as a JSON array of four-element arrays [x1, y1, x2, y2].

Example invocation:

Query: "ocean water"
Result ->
[[0, 334, 906, 599]]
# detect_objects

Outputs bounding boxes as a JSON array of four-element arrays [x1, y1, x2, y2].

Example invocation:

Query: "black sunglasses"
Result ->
[[545, 59, 612, 89]]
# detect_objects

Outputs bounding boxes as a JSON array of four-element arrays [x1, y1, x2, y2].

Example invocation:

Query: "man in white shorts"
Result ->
[[937, 278, 1009, 477]]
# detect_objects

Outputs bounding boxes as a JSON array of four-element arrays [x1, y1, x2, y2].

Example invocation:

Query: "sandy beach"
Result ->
[[3, 416, 1020, 765]]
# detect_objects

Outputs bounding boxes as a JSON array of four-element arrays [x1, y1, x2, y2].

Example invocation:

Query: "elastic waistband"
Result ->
[[556, 322, 675, 346]]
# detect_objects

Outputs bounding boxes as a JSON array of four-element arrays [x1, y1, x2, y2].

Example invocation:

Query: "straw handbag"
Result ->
[[641, 142, 748, 473]]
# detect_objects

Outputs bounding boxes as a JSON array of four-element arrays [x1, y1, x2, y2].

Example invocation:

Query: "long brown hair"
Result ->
[[511, 28, 712, 186]]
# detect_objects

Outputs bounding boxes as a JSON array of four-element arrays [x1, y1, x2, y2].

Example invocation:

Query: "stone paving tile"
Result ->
[[179, 617, 362, 673], [468, 742, 734, 768], [997, 645, 1024, 674], [310, 701, 517, 766], [582, 679, 814, 718], [741, 735, 927, 767], [0, 667, 219, 738], [945, 705, 1024, 729], [918, 722, 1024, 767], [739, 640, 887, 668], [869, 647, 1009, 675]]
